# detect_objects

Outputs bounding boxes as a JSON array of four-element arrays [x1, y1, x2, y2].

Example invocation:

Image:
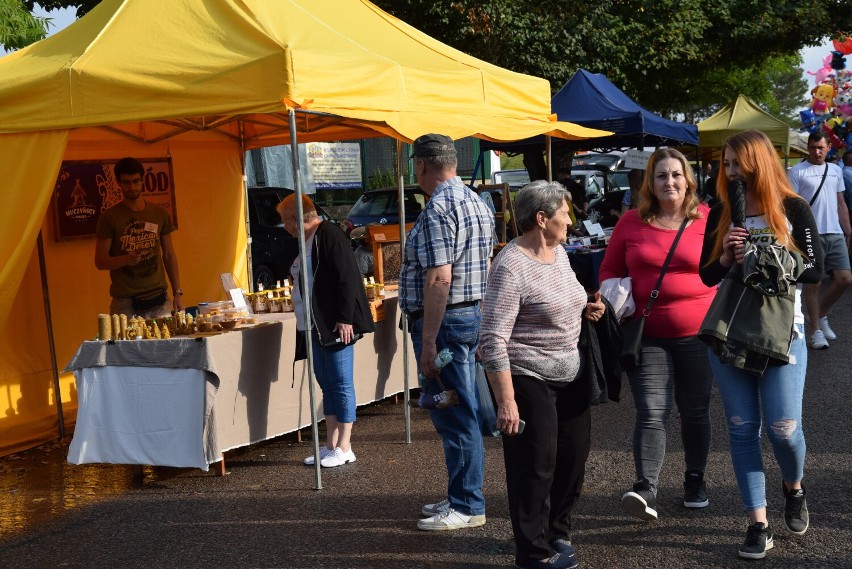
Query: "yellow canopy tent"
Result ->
[[0, 0, 607, 455], [697, 95, 798, 157]]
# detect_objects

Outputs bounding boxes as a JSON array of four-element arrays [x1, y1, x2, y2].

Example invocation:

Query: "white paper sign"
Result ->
[[624, 149, 653, 170], [583, 220, 606, 236], [229, 288, 248, 309]]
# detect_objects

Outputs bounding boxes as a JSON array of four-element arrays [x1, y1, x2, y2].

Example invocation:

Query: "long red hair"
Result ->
[[707, 130, 803, 262]]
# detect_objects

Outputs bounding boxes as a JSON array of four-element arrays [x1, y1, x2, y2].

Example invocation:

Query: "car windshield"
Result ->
[[493, 170, 530, 189], [350, 192, 397, 216]]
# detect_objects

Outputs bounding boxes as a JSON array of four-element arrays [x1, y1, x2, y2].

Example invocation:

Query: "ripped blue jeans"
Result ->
[[708, 325, 807, 511]]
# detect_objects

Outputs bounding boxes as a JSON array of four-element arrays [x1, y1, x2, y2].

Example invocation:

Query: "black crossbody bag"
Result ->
[[619, 218, 689, 371]]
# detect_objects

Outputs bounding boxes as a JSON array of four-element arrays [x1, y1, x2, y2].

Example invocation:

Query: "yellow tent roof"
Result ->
[[697, 95, 793, 154], [0, 0, 606, 144]]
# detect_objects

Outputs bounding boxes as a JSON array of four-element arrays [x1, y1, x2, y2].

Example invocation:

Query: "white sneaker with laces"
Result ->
[[422, 499, 450, 517], [303, 446, 332, 465], [320, 447, 356, 468], [819, 316, 837, 341], [417, 508, 486, 531], [811, 329, 829, 350]]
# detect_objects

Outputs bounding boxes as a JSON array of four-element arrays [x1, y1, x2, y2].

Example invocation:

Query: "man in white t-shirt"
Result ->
[[788, 131, 852, 349]]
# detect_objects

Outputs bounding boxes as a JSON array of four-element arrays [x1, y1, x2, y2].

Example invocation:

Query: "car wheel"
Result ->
[[254, 264, 276, 290]]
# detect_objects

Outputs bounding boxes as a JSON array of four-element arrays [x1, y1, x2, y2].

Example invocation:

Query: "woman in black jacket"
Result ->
[[277, 194, 375, 468], [698, 130, 822, 560]]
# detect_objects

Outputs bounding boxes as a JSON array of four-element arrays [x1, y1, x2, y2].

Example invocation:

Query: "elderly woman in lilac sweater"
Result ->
[[480, 180, 605, 569]]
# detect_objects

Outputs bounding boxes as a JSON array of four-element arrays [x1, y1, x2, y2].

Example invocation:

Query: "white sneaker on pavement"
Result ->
[[819, 316, 837, 341], [422, 499, 450, 517], [303, 446, 332, 465], [417, 508, 486, 531], [320, 447, 356, 468], [811, 329, 829, 350]]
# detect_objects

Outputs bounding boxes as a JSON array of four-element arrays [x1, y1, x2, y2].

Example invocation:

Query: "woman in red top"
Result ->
[[599, 148, 716, 522]]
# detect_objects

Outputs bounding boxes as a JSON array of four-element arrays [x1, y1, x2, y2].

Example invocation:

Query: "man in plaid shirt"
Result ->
[[400, 134, 495, 531]]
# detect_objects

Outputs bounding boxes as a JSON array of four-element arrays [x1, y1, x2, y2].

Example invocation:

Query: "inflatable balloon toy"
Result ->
[[834, 36, 852, 56], [821, 122, 846, 150], [830, 51, 847, 71], [836, 87, 852, 117], [800, 108, 818, 132], [810, 83, 836, 114], [808, 54, 834, 85]]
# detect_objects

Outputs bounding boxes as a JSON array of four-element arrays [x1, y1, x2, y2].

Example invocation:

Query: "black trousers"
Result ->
[[503, 374, 591, 565]]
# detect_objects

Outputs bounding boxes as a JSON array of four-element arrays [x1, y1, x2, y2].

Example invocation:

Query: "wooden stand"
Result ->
[[366, 223, 414, 284], [475, 183, 518, 243]]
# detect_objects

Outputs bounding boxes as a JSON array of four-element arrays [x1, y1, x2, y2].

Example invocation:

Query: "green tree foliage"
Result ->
[[1, 0, 49, 50], [1, 0, 97, 51], [375, 0, 850, 117]]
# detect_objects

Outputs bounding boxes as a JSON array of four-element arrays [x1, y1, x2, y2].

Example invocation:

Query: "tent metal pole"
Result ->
[[396, 140, 411, 444], [546, 136, 552, 181], [290, 110, 322, 490], [37, 231, 65, 439], [238, 122, 255, 290]]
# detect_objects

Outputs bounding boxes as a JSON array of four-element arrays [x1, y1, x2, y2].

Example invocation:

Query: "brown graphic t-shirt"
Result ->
[[95, 202, 175, 298]]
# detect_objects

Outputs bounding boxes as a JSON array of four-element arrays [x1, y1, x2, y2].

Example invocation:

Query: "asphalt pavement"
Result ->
[[1, 286, 851, 568]]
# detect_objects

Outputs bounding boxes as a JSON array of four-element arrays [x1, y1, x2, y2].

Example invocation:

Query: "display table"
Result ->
[[66, 297, 415, 472], [567, 248, 607, 291]]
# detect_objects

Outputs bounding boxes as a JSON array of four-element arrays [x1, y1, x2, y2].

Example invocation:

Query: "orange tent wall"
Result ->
[[0, 134, 247, 456]]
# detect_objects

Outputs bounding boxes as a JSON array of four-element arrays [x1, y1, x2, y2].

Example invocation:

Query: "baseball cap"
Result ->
[[410, 134, 457, 158]]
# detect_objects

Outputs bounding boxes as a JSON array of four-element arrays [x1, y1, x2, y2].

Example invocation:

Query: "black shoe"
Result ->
[[782, 482, 809, 535], [683, 470, 709, 508], [549, 539, 579, 568], [621, 480, 658, 521], [514, 552, 579, 569], [739, 522, 774, 559]]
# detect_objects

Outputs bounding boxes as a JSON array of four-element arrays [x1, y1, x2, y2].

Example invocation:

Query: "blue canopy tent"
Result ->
[[479, 68, 697, 159]]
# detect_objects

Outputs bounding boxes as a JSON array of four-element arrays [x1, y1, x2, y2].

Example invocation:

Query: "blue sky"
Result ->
[[12, 5, 840, 95]]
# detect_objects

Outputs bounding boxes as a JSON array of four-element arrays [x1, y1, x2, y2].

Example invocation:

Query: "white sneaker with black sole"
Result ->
[[811, 329, 829, 350]]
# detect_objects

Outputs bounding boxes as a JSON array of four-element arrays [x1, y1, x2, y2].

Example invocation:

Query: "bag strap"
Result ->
[[642, 217, 689, 316], [808, 163, 829, 207]]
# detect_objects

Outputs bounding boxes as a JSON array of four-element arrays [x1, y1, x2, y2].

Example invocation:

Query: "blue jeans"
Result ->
[[311, 332, 356, 423], [709, 325, 807, 511], [410, 306, 485, 516], [627, 335, 713, 493]]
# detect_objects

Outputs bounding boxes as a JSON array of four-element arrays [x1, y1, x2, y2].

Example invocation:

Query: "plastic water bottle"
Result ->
[[416, 349, 458, 409]]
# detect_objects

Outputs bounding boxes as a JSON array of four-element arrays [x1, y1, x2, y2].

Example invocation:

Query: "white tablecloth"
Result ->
[[66, 297, 415, 471], [68, 366, 208, 468]]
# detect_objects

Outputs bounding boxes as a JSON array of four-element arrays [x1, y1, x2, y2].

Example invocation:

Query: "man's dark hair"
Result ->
[[843, 152, 852, 167], [114, 157, 145, 180], [807, 130, 828, 146]]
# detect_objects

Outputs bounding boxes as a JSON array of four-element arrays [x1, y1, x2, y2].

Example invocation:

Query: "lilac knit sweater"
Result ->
[[479, 241, 587, 382]]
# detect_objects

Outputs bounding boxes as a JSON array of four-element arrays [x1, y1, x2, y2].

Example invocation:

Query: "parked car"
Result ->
[[572, 152, 625, 172], [247, 186, 334, 289], [342, 186, 429, 235], [491, 169, 530, 190]]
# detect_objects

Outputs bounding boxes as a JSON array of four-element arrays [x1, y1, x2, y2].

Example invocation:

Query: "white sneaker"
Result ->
[[417, 508, 486, 531], [811, 329, 829, 350], [303, 446, 332, 465], [819, 316, 837, 341], [320, 447, 356, 468], [421, 498, 450, 517]]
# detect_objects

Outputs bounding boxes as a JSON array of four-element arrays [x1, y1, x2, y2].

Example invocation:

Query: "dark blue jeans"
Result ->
[[627, 335, 713, 494], [410, 306, 485, 515]]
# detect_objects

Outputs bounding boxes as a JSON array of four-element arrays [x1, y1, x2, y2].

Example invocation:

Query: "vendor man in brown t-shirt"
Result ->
[[94, 157, 183, 318]]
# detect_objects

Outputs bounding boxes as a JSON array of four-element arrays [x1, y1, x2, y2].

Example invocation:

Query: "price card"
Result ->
[[229, 288, 248, 309]]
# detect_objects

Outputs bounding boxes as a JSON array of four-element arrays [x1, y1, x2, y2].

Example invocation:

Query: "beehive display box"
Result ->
[[369, 299, 385, 323]]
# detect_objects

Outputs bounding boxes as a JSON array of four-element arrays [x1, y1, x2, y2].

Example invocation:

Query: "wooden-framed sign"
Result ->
[[52, 158, 177, 242]]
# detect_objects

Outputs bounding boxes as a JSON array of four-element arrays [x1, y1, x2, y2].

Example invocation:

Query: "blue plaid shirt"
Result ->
[[399, 177, 495, 313]]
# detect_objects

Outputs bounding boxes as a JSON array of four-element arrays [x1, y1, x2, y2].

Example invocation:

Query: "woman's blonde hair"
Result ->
[[637, 148, 701, 224], [706, 129, 802, 262]]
